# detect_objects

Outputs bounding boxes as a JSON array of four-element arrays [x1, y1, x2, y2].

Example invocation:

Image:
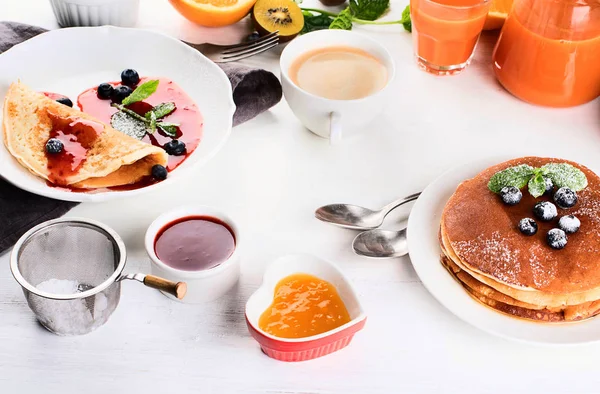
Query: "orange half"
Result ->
[[169, 0, 257, 27], [483, 0, 513, 31]]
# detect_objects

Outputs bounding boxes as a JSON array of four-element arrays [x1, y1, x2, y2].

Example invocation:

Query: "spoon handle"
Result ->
[[381, 192, 421, 216]]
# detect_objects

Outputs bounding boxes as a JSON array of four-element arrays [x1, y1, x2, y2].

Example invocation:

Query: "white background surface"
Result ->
[[2, 0, 600, 393]]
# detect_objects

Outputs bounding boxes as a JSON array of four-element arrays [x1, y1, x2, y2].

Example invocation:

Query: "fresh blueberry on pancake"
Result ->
[[533, 201, 558, 222], [45, 138, 64, 154], [121, 69, 140, 87], [554, 187, 578, 209], [55, 97, 73, 107], [151, 164, 168, 180], [111, 85, 133, 104], [518, 218, 538, 236], [163, 139, 186, 156], [543, 177, 554, 195], [500, 186, 522, 205], [547, 228, 568, 250], [558, 215, 580, 234], [97, 83, 114, 100]]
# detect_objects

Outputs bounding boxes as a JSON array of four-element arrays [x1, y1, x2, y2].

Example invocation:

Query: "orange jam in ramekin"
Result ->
[[258, 273, 351, 339]]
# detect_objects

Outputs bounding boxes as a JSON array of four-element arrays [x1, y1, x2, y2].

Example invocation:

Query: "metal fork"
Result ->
[[182, 31, 280, 63]]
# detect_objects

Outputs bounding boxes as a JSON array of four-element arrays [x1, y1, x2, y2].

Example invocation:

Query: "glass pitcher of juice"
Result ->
[[493, 0, 600, 107]]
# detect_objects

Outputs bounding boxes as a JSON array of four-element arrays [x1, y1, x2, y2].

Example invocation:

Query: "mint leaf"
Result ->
[[330, 7, 354, 30], [350, 0, 390, 21], [401, 5, 411, 32], [146, 102, 176, 120], [157, 122, 178, 137], [301, 11, 334, 34], [122, 79, 159, 106], [110, 111, 147, 140], [488, 164, 536, 193], [149, 111, 157, 134], [541, 163, 588, 191], [528, 173, 546, 198]]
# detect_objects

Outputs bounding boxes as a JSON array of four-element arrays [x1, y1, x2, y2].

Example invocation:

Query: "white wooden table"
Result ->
[[3, 0, 600, 392]]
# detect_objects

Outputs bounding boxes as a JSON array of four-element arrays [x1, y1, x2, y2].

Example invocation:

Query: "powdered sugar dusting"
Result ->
[[572, 190, 600, 252], [527, 243, 556, 288], [453, 231, 524, 286]]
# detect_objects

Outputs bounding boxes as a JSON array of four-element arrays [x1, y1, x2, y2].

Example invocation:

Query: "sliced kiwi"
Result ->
[[252, 0, 304, 42]]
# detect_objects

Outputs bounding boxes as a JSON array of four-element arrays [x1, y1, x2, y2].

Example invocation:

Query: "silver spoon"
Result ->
[[352, 228, 408, 258], [315, 192, 421, 230]]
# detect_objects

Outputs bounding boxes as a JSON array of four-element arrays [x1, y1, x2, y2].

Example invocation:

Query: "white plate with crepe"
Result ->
[[407, 157, 600, 346], [0, 27, 235, 202]]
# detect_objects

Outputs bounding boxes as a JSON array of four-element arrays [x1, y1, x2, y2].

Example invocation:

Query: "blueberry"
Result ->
[[56, 97, 73, 107], [543, 177, 554, 195], [45, 138, 63, 154], [163, 139, 186, 156], [121, 69, 140, 87], [97, 83, 114, 100], [558, 215, 580, 234], [111, 85, 133, 104], [500, 186, 522, 205], [151, 164, 168, 180], [554, 187, 578, 209], [246, 32, 261, 42], [547, 228, 568, 250], [518, 218, 538, 236], [533, 201, 558, 222]]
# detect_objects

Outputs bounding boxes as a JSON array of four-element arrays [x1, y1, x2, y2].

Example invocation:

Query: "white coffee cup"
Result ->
[[280, 30, 395, 144]]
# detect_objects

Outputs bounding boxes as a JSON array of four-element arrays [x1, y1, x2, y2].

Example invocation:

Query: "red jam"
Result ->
[[154, 216, 235, 271], [46, 112, 104, 186], [77, 77, 203, 171], [43, 92, 70, 101]]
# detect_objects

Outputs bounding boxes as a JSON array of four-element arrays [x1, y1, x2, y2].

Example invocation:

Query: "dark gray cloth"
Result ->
[[0, 21, 282, 254], [220, 63, 282, 126]]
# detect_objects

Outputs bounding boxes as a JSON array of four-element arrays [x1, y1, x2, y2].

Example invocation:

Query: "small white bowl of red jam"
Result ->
[[145, 206, 240, 303], [245, 254, 367, 362]]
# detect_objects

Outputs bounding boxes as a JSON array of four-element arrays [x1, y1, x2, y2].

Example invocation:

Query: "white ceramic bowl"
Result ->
[[145, 206, 240, 303], [49, 0, 140, 27], [245, 254, 367, 361], [0, 27, 235, 202]]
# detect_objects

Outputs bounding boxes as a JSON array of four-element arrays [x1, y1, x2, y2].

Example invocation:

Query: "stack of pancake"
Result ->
[[440, 157, 600, 322]]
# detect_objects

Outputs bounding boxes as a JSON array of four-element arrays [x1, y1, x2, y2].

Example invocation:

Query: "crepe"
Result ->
[[2, 82, 168, 188]]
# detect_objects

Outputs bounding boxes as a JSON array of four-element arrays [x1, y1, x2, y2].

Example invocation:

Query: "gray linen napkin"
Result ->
[[0, 21, 282, 254]]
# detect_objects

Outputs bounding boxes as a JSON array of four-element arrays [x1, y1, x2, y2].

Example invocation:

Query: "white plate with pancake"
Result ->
[[0, 27, 235, 202], [407, 157, 600, 345]]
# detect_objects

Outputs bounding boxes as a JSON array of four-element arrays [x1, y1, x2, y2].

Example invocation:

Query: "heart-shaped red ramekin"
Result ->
[[245, 254, 367, 362]]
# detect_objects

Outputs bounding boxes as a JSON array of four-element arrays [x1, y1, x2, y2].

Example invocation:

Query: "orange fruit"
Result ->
[[169, 0, 258, 27], [483, 0, 514, 31]]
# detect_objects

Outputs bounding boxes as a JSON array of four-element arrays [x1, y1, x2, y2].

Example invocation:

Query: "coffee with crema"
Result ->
[[289, 46, 388, 100]]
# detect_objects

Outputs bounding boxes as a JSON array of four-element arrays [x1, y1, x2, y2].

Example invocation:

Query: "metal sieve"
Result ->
[[10, 217, 187, 336]]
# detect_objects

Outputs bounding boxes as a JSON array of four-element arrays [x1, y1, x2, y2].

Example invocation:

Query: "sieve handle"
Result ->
[[144, 275, 187, 300]]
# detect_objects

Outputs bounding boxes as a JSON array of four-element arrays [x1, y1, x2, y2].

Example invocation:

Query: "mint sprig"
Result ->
[[488, 162, 588, 198], [111, 103, 179, 139], [122, 79, 159, 106], [301, 4, 411, 33]]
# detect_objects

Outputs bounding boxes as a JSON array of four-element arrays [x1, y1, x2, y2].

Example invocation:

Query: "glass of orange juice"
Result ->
[[493, 0, 600, 107], [410, 0, 491, 75]]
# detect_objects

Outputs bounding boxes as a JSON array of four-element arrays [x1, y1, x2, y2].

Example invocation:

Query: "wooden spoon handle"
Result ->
[[143, 275, 187, 300]]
